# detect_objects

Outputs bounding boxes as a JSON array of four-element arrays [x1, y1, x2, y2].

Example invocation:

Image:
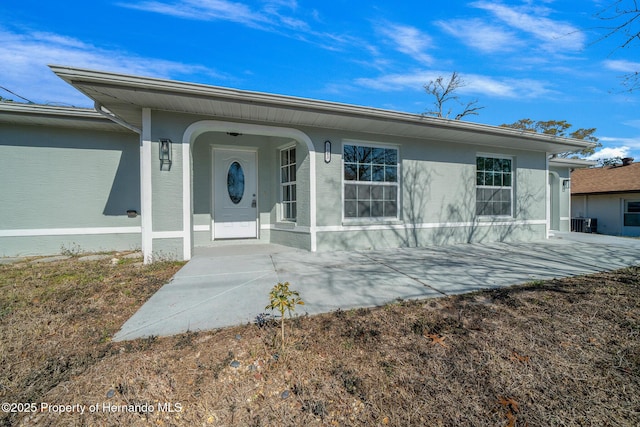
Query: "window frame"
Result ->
[[623, 199, 640, 227], [475, 154, 514, 218], [342, 140, 400, 222], [279, 145, 297, 222]]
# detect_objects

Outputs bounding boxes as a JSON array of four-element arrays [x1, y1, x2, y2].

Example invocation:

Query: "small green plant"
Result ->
[[265, 282, 304, 353]]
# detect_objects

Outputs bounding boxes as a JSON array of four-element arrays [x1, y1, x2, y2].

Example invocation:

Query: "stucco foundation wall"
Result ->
[[316, 223, 546, 252], [151, 237, 184, 260], [0, 124, 140, 257], [0, 234, 141, 258], [269, 229, 311, 250]]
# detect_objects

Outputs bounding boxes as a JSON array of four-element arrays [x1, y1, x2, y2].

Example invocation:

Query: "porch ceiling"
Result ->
[[50, 65, 594, 154]]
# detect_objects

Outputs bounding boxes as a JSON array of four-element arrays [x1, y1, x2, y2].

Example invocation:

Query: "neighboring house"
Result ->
[[571, 158, 640, 237], [1, 65, 595, 262]]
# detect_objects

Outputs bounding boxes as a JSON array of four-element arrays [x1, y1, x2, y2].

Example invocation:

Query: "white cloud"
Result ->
[[589, 135, 640, 161], [355, 70, 442, 92], [0, 27, 224, 106], [354, 70, 555, 99], [600, 136, 640, 148], [118, 0, 365, 53], [623, 119, 640, 129], [119, 0, 267, 27], [377, 22, 433, 64], [586, 146, 630, 160], [471, 1, 585, 53], [436, 18, 521, 53], [603, 59, 640, 73]]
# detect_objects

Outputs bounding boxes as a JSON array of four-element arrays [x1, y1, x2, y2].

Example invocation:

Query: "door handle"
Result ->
[[251, 194, 256, 208]]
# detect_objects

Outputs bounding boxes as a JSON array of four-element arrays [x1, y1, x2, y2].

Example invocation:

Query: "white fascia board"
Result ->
[[0, 102, 99, 117], [549, 157, 597, 168], [49, 65, 596, 154]]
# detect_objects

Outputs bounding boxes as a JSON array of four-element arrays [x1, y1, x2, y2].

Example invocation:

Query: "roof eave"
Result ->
[[0, 101, 134, 132], [549, 157, 597, 168], [49, 65, 596, 153]]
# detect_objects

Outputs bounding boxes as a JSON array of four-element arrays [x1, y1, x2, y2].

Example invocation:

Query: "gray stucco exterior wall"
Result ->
[[306, 129, 547, 251], [0, 123, 140, 256], [1, 107, 554, 260]]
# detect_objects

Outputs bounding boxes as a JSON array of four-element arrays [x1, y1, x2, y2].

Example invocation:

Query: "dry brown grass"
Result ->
[[1, 254, 638, 426]]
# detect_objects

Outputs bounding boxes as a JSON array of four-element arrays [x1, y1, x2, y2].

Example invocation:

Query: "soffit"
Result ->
[[52, 65, 595, 154]]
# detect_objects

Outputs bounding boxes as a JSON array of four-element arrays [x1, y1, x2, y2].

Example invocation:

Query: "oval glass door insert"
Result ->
[[227, 161, 245, 204]]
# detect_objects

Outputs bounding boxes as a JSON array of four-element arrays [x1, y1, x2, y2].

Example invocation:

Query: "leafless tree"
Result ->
[[595, 0, 640, 92], [423, 71, 484, 120]]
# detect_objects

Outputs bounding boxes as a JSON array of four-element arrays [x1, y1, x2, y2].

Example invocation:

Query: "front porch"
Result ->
[[141, 117, 319, 263]]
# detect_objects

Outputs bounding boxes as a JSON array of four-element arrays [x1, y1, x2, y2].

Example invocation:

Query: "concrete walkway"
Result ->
[[113, 232, 640, 341]]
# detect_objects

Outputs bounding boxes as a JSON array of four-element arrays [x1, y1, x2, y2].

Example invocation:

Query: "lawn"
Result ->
[[0, 254, 638, 426]]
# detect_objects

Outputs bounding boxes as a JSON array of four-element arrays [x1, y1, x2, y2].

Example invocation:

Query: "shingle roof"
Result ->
[[571, 162, 640, 195]]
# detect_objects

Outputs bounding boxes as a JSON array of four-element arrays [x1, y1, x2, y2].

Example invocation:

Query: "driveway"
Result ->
[[113, 232, 640, 341]]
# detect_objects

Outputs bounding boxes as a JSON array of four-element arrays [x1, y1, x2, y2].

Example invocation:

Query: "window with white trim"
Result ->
[[476, 156, 513, 217], [343, 144, 399, 219], [280, 146, 296, 221], [624, 200, 640, 226]]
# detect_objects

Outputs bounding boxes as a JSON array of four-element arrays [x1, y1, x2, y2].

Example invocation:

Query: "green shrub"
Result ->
[[265, 282, 304, 353]]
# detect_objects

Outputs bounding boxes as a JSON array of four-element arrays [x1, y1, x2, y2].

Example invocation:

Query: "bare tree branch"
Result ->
[[595, 0, 640, 49], [423, 72, 485, 120], [593, 0, 640, 92]]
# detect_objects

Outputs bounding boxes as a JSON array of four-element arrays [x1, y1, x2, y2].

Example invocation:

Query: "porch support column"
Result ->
[[141, 108, 153, 263], [309, 148, 317, 252], [182, 138, 192, 261], [545, 153, 550, 238]]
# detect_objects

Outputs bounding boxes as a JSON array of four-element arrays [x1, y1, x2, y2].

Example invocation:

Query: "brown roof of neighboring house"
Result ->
[[571, 161, 640, 195]]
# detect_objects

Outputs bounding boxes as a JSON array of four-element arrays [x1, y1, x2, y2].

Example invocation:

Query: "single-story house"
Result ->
[[571, 158, 640, 237], [0, 66, 596, 262]]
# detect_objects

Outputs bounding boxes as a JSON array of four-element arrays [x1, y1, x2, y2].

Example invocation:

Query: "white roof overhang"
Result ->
[[0, 102, 133, 133], [549, 157, 596, 169], [50, 65, 595, 154]]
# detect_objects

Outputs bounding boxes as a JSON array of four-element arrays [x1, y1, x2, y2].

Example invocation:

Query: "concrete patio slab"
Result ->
[[113, 232, 640, 341]]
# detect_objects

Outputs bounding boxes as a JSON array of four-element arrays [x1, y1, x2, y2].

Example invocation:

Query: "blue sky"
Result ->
[[1, 0, 639, 160]]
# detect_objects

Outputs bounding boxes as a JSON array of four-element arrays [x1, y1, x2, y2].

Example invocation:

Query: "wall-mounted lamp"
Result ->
[[562, 179, 570, 192], [324, 140, 331, 163], [159, 138, 172, 171], [126, 210, 139, 218]]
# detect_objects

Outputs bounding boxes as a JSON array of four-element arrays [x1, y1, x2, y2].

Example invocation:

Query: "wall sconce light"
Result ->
[[159, 138, 172, 171], [126, 210, 138, 218], [324, 140, 331, 163], [562, 179, 570, 192]]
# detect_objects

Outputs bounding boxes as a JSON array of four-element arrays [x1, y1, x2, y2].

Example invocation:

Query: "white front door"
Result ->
[[213, 149, 258, 239]]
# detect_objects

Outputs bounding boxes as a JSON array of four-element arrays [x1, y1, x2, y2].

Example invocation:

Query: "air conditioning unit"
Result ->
[[571, 217, 598, 233]]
